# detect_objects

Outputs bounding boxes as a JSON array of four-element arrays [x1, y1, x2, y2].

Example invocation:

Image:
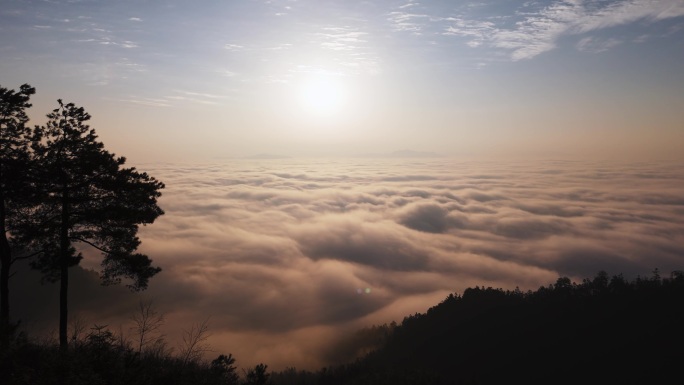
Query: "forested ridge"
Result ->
[[3, 269, 683, 384], [325, 269, 684, 384], [270, 269, 684, 385]]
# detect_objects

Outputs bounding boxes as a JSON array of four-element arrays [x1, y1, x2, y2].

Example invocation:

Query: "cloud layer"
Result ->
[[14, 157, 683, 371]]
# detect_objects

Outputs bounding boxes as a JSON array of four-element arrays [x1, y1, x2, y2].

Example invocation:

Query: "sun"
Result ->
[[297, 73, 348, 116]]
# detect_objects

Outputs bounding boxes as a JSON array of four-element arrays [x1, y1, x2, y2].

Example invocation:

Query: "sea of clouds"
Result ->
[[13, 157, 684, 370]]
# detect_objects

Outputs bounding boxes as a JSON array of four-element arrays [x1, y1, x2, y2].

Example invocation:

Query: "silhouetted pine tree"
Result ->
[[0, 83, 36, 347], [22, 99, 164, 351]]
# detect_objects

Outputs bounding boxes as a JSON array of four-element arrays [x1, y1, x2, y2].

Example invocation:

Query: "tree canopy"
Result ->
[[28, 99, 164, 290], [0, 83, 36, 346]]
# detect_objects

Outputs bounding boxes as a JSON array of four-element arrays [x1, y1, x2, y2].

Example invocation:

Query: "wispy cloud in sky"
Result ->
[[440, 0, 684, 60], [492, 0, 583, 60], [572, 0, 684, 33], [112, 89, 229, 107], [318, 27, 368, 51], [576, 36, 623, 52], [388, 11, 429, 33]]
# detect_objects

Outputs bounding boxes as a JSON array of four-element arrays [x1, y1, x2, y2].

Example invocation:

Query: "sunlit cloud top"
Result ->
[[13, 158, 684, 370]]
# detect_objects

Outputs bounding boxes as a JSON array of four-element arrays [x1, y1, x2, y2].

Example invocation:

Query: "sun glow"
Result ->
[[297, 73, 348, 116]]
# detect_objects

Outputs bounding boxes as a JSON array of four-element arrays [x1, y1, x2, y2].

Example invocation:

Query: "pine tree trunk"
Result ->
[[59, 188, 70, 352], [59, 255, 68, 351]]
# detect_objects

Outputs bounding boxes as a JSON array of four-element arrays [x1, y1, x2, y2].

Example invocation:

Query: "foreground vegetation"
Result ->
[[3, 269, 683, 384], [1, 320, 265, 385]]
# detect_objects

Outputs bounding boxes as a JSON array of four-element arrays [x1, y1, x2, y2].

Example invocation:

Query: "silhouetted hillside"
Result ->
[[272, 270, 684, 385]]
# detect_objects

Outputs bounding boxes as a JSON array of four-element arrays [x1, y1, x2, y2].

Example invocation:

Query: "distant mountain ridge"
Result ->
[[357, 149, 444, 158], [240, 150, 444, 159], [242, 153, 292, 159]]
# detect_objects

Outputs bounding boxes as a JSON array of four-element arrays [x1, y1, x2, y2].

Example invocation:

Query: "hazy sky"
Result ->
[[2, 0, 683, 161], [3, 0, 684, 373]]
